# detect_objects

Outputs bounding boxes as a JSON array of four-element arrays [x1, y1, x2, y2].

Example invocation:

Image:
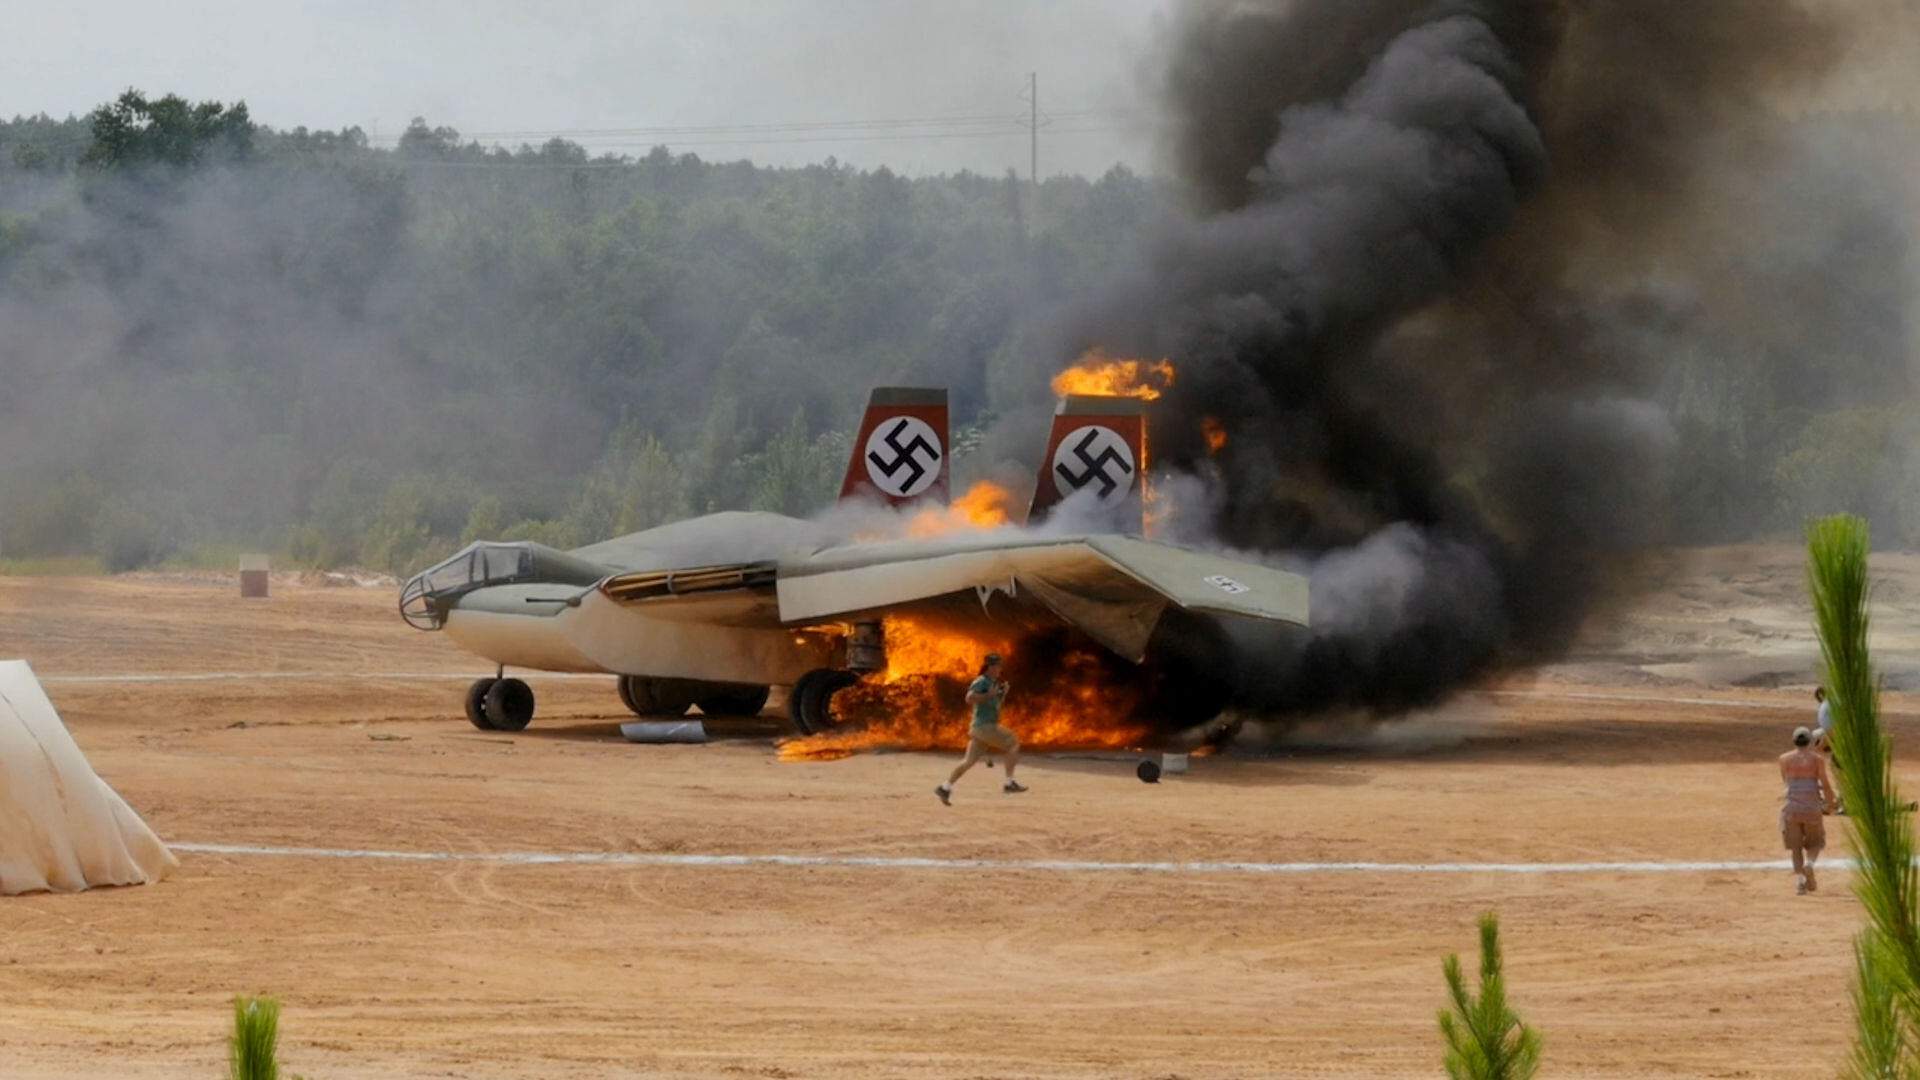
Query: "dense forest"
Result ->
[[0, 91, 1914, 575], [0, 93, 1160, 572]]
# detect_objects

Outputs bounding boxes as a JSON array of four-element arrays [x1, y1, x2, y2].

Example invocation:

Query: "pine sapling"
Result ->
[[1438, 912, 1542, 1080]]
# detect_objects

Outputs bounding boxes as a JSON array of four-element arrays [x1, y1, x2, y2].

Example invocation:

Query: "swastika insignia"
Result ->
[[864, 416, 943, 497], [1051, 425, 1136, 505], [1204, 574, 1250, 595]]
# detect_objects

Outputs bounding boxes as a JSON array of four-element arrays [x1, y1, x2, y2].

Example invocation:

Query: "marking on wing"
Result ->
[[1203, 574, 1251, 595]]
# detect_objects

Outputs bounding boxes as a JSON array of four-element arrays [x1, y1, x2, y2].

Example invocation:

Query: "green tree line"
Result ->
[[0, 92, 1913, 574], [0, 93, 1151, 572]]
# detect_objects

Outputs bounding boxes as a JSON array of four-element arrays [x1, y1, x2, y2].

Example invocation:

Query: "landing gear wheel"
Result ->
[[465, 678, 499, 731], [789, 669, 859, 734], [617, 675, 692, 717], [787, 670, 825, 734], [617, 675, 654, 716], [483, 677, 535, 732], [696, 684, 771, 719]]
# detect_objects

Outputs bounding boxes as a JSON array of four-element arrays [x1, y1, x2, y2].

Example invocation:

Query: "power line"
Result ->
[[423, 114, 1056, 140], [349, 90, 1152, 170], [548, 125, 1131, 151], [362, 106, 1143, 148], [386, 125, 1137, 166]]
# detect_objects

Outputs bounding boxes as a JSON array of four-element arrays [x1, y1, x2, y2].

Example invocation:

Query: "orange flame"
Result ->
[[902, 480, 1015, 538], [1202, 416, 1228, 455], [1051, 350, 1176, 401], [778, 618, 1151, 761]]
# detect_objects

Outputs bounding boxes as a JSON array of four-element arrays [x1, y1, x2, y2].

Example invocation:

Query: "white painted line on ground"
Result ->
[[38, 672, 608, 684], [171, 841, 1817, 876]]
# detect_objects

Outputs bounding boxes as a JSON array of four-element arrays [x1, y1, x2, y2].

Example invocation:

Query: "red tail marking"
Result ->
[[840, 388, 950, 506], [1027, 395, 1146, 530]]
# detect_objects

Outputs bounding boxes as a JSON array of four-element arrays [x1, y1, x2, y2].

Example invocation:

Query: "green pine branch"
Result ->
[[1438, 912, 1542, 1080], [1807, 515, 1920, 1077], [1849, 933, 1917, 1080]]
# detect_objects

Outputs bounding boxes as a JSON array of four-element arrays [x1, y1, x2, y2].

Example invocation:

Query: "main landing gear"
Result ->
[[616, 675, 771, 720], [466, 673, 775, 732], [787, 668, 859, 735], [464, 675, 535, 732]]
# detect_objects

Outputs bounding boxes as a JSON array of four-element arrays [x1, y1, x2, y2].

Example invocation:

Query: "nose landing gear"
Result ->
[[465, 676, 535, 731]]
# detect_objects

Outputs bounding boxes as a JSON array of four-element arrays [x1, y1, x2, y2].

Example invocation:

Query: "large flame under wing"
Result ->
[[773, 534, 1308, 662]]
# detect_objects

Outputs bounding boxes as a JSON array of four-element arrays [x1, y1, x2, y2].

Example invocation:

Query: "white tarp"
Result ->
[[0, 660, 177, 895]]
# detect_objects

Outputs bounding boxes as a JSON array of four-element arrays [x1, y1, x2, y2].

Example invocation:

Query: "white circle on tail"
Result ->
[[1052, 425, 1136, 505], [863, 416, 943, 497]]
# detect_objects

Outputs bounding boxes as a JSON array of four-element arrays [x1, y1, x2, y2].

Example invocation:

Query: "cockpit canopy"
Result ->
[[399, 541, 607, 630]]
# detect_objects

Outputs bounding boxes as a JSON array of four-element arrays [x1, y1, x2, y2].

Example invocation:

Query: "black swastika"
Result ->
[[867, 418, 940, 494], [1055, 428, 1134, 498]]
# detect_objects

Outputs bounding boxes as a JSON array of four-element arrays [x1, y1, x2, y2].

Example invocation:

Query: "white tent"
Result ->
[[0, 660, 177, 895]]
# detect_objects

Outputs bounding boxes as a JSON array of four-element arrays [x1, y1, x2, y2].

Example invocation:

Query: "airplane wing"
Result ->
[[571, 511, 835, 574], [768, 533, 1308, 661]]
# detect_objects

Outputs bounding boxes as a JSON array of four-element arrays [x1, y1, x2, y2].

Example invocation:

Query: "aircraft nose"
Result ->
[[398, 570, 444, 630]]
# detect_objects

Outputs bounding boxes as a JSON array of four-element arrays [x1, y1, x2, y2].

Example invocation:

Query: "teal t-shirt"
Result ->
[[969, 675, 1001, 728]]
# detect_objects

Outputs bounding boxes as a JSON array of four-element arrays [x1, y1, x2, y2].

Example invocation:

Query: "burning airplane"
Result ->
[[399, 377, 1308, 745]]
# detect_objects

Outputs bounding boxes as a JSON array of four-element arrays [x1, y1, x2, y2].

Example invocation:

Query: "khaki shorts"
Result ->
[[969, 724, 1017, 753], [1781, 811, 1825, 853]]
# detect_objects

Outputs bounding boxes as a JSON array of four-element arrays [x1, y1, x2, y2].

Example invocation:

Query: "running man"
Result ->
[[935, 653, 1027, 804], [1779, 726, 1838, 895]]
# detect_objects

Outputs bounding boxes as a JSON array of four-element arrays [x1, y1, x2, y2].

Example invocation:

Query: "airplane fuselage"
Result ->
[[441, 583, 837, 684]]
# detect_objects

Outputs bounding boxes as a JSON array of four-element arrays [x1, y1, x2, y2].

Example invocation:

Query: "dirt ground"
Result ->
[[3, 547, 1918, 1078]]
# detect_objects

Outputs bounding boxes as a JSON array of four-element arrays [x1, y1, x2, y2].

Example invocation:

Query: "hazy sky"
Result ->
[[3, 0, 1174, 177]]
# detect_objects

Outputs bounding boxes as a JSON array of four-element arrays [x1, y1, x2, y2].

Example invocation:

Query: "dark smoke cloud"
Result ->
[[1025, 0, 1886, 717]]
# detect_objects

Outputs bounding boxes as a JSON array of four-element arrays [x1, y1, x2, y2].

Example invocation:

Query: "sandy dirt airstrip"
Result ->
[[5, 546, 1920, 1078]]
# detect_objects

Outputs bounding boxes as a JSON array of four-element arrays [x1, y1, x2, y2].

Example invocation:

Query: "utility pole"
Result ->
[[1017, 72, 1041, 236], [1029, 71, 1038, 190]]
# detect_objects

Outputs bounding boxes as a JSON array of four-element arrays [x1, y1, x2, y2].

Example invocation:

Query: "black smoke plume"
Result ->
[[1028, 0, 1874, 716]]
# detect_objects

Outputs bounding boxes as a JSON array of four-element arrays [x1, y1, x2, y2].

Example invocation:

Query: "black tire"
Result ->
[[617, 675, 653, 716], [797, 669, 860, 733], [787, 669, 827, 734], [617, 675, 691, 717], [483, 677, 535, 732], [649, 678, 701, 716], [696, 684, 771, 718], [465, 678, 499, 731]]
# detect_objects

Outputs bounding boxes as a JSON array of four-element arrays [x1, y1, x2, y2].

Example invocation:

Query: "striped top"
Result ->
[[1783, 776, 1826, 816]]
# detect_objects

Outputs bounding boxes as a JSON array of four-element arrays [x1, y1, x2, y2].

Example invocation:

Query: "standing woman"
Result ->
[[935, 653, 1027, 804], [1779, 726, 1838, 895]]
